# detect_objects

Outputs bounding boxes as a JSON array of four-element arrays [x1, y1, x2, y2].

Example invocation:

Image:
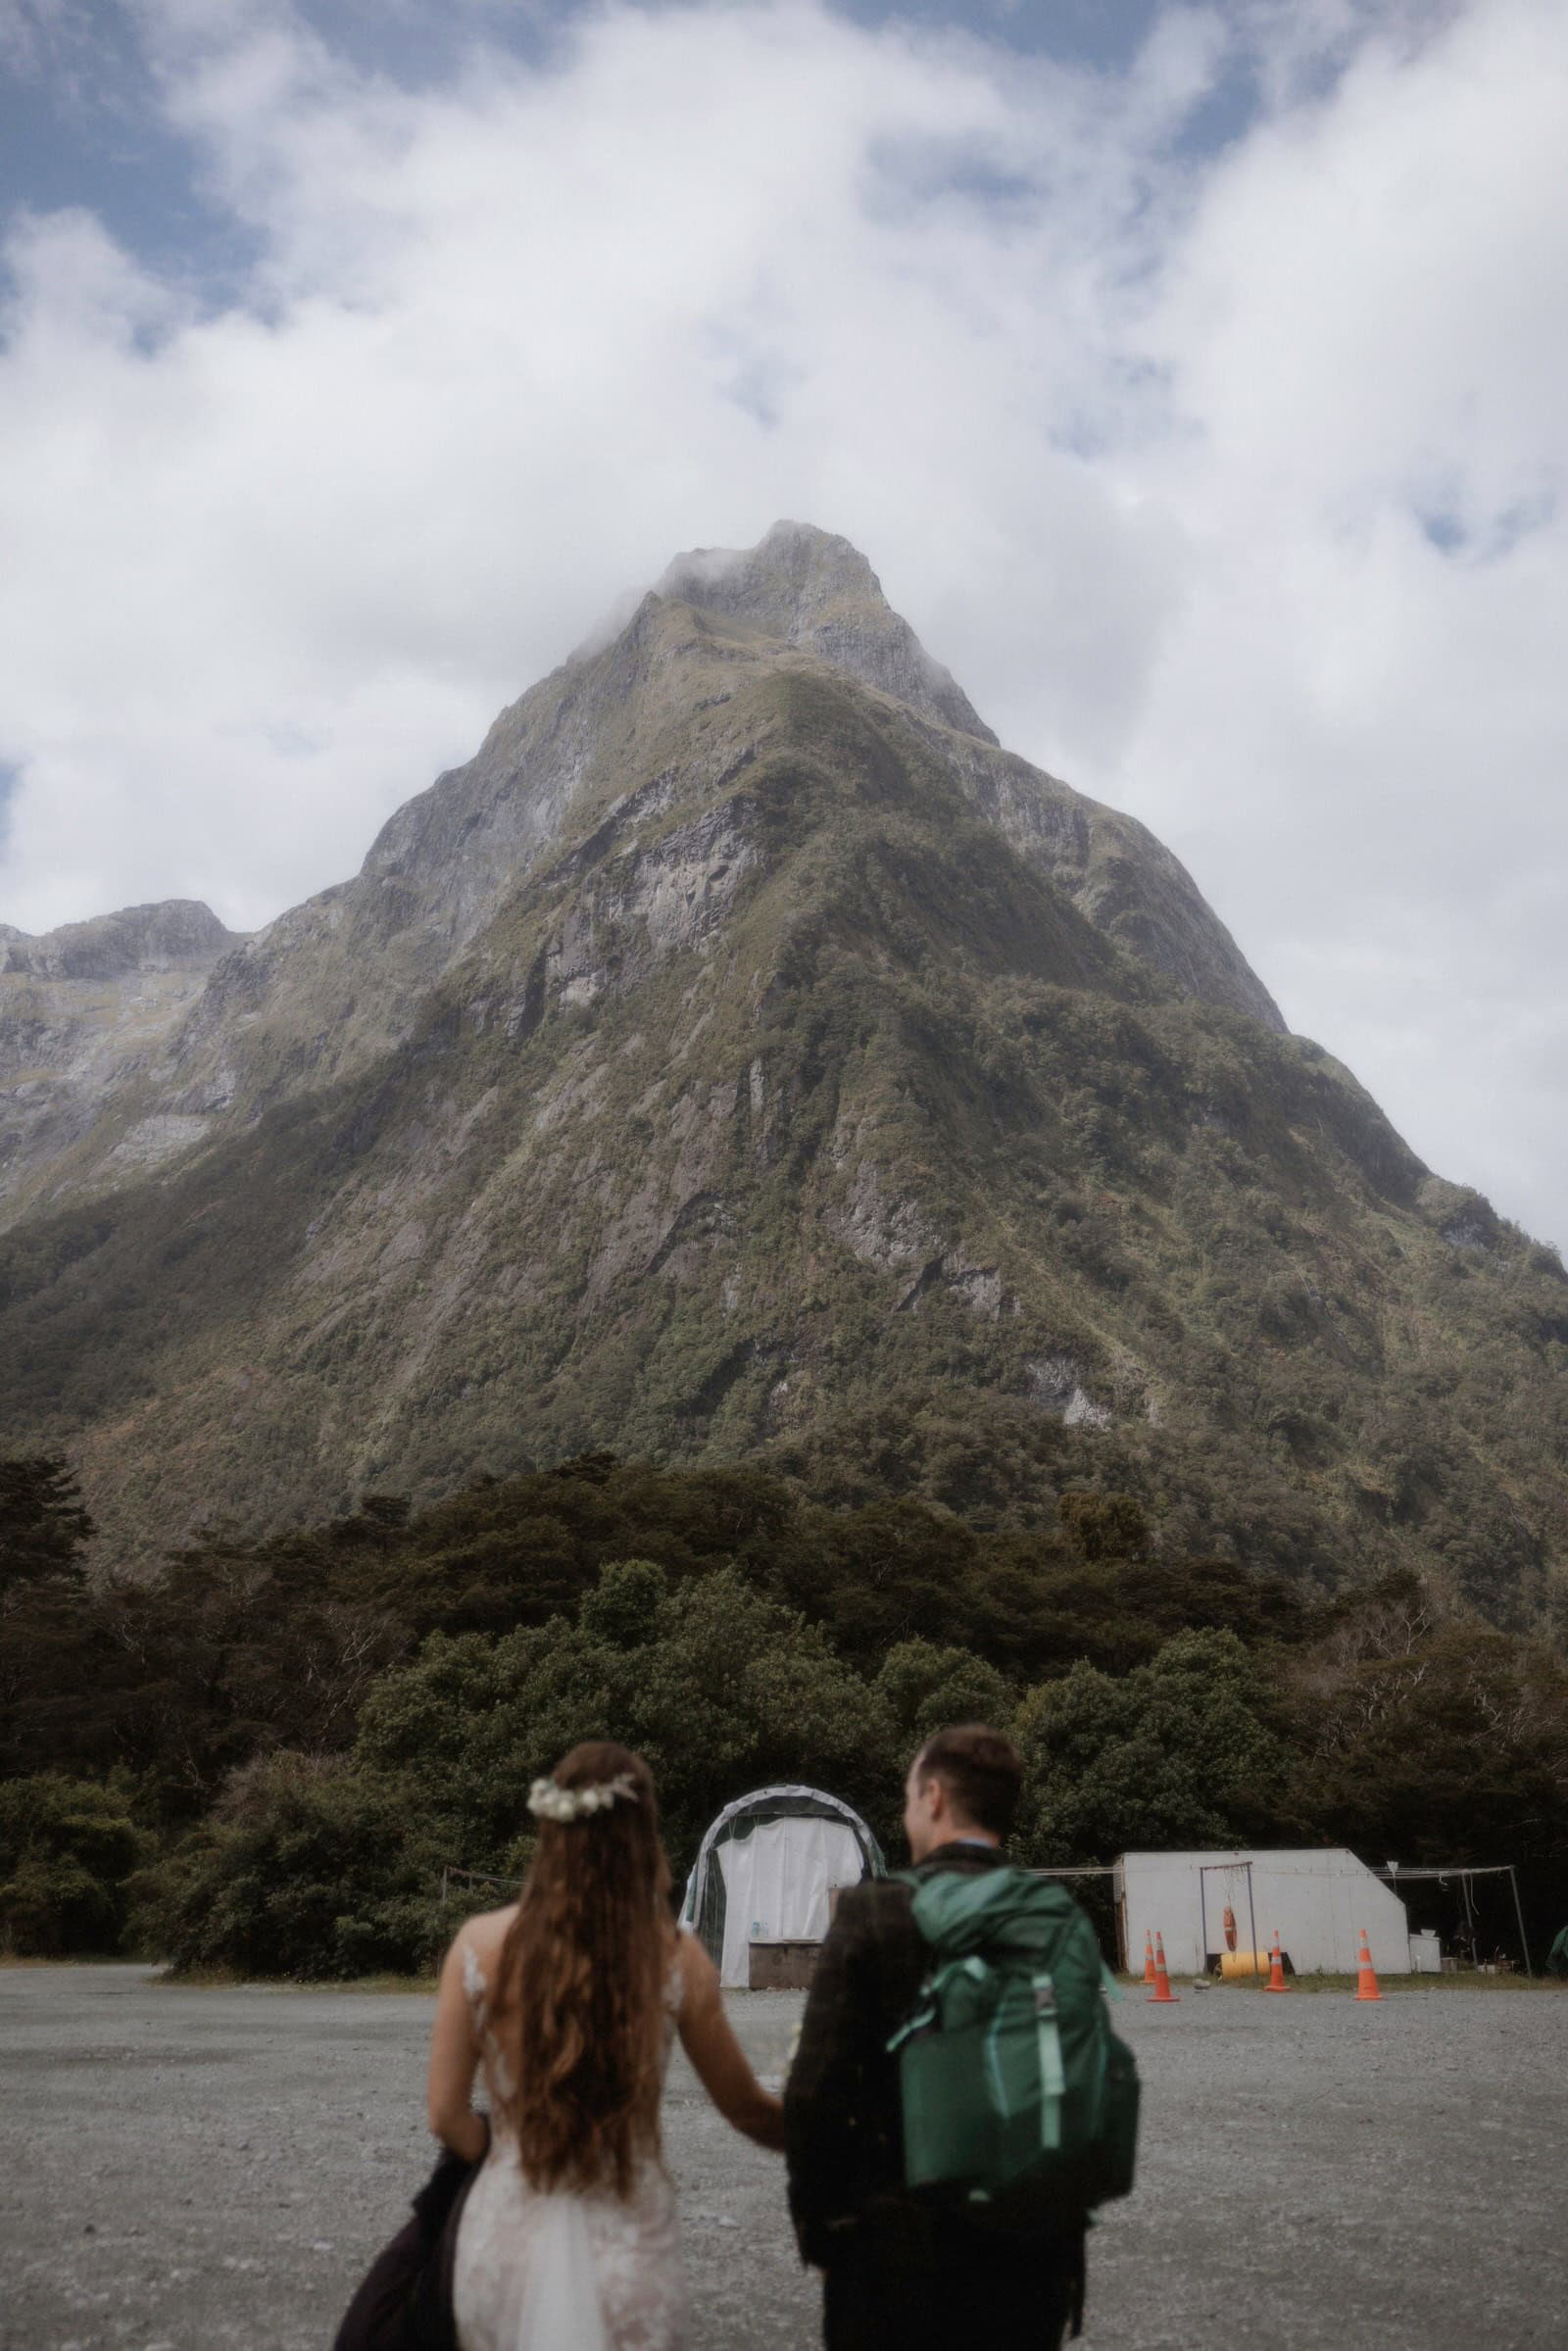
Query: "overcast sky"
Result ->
[[2, 0, 1565, 1251]]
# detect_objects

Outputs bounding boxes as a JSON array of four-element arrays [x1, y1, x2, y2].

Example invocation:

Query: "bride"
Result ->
[[425, 1739, 786, 2350]]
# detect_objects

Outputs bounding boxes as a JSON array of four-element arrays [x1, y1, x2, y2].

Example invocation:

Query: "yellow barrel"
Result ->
[[1219, 1949, 1273, 1981]]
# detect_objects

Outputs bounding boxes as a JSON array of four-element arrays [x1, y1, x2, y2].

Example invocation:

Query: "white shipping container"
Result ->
[[1115, 1848, 1414, 1978]]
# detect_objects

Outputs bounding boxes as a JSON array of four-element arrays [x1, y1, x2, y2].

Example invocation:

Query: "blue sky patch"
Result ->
[[1, 0, 1256, 305], [1417, 487, 1558, 564]]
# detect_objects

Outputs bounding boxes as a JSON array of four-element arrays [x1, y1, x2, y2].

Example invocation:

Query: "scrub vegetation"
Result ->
[[3, 1453, 1564, 1976]]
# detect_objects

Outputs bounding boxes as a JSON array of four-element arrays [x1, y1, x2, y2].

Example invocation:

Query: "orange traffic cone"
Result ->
[[1354, 1929, 1381, 2002], [1265, 1932, 1289, 1993], [1143, 1931, 1156, 1985], [1148, 1931, 1179, 2004]]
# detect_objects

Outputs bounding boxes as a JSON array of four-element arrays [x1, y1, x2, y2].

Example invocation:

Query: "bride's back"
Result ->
[[479, 1740, 674, 2199], [426, 1739, 782, 2351]]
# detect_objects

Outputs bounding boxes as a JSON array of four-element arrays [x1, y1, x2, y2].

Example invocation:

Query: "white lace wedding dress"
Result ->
[[452, 1934, 689, 2351]]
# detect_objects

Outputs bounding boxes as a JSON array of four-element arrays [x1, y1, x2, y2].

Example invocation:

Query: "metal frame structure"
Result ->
[[1045, 1854, 1537, 1978], [1027, 1866, 1120, 1879], [1199, 1858, 1260, 1974], [1371, 1862, 1533, 1977]]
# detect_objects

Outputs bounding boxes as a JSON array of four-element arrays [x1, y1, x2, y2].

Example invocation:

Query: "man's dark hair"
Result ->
[[914, 1723, 1023, 1839]]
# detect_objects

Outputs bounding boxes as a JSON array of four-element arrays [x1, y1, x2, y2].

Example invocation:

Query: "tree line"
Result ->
[[2, 1451, 1564, 1974]]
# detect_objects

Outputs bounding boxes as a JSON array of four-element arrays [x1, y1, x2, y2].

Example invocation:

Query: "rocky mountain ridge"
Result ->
[[0, 525, 1562, 1623], [0, 899, 236, 981], [0, 901, 245, 1218], [0, 524, 1279, 1233]]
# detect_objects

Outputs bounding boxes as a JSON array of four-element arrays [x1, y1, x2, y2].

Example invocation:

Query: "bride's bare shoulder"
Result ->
[[456, 1902, 518, 1956]]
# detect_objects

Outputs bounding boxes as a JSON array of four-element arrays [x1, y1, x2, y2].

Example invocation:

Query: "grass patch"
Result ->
[[154, 1963, 438, 1993], [0, 1950, 136, 1969]]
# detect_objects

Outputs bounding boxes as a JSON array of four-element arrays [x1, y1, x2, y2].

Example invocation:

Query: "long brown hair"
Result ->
[[494, 1741, 673, 2196]]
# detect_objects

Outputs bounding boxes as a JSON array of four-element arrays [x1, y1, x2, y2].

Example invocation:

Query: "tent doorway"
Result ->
[[680, 1786, 884, 1986]]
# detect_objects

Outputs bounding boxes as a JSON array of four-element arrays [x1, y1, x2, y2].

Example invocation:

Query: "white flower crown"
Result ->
[[527, 1772, 640, 1824]]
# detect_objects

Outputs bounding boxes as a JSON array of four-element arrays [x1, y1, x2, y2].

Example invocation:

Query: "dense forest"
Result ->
[[3, 1449, 1565, 1975]]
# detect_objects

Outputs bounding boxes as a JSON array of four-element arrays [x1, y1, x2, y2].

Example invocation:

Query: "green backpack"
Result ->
[[887, 1866, 1140, 2226]]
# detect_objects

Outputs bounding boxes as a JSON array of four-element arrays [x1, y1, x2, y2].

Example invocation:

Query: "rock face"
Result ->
[[0, 903, 245, 1223], [658, 519, 999, 743], [0, 525, 1277, 1239], [659, 523, 1284, 1031], [0, 525, 1563, 1618], [1, 901, 235, 982]]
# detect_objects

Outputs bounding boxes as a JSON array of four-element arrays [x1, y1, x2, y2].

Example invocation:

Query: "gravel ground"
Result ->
[[2, 1965, 1564, 2350]]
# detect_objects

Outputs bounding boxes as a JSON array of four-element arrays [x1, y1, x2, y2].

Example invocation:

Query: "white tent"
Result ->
[[679, 1786, 884, 1987]]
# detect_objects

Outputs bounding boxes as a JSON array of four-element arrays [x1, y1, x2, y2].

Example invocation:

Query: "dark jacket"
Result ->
[[333, 2138, 482, 2351], [784, 1842, 1084, 2351]]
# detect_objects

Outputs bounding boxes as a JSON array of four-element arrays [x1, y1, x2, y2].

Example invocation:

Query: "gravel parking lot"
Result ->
[[2, 1964, 1564, 2351]]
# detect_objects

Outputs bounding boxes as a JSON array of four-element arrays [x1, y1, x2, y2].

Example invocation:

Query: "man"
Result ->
[[784, 1725, 1087, 2350]]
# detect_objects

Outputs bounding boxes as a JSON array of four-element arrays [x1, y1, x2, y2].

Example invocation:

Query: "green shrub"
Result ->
[[1014, 1629, 1290, 1862], [0, 1775, 145, 1955], [355, 1557, 900, 1879], [873, 1639, 1015, 1748], [133, 1752, 446, 1980]]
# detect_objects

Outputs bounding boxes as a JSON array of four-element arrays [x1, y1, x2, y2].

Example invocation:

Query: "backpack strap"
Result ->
[[886, 1954, 990, 2056], [1030, 1972, 1066, 2153]]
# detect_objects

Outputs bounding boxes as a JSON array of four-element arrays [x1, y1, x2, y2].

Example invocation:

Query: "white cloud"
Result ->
[[0, 0, 83, 78], [1102, 0, 1568, 1245], [0, 0, 1564, 1249]]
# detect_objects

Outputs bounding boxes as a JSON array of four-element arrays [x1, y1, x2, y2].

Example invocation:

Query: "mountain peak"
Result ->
[[660, 518, 875, 607], [7, 522, 1565, 1625], [0, 900, 241, 981], [657, 519, 997, 745]]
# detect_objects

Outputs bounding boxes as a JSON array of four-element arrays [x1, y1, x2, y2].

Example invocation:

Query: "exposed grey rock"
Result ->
[[105, 1112, 217, 1172], [907, 722, 1287, 1035], [0, 902, 243, 1223], [659, 519, 998, 744], [833, 1157, 943, 1272], [0, 900, 235, 980], [1418, 1174, 1505, 1251], [1026, 1351, 1111, 1425]]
